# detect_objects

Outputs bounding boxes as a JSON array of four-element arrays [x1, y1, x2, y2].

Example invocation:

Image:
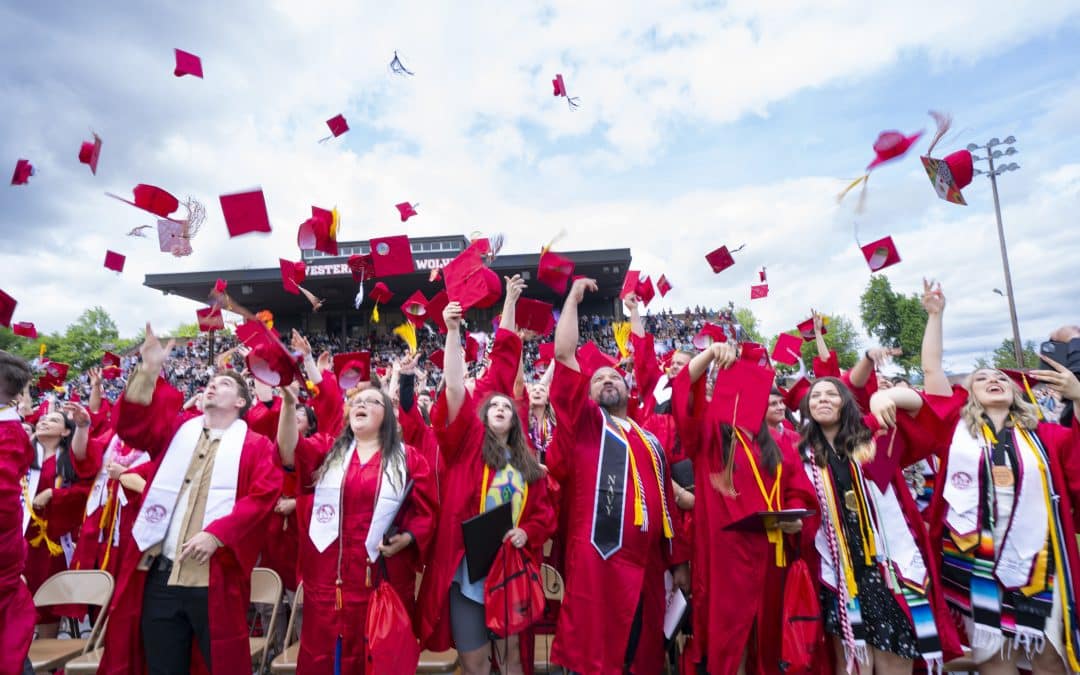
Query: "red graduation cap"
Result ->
[[657, 274, 672, 297], [537, 249, 575, 295], [107, 184, 179, 218], [705, 246, 736, 273], [867, 129, 923, 170], [401, 291, 428, 327], [369, 282, 393, 305], [552, 74, 580, 110], [861, 235, 901, 272], [279, 258, 306, 294], [220, 188, 271, 237], [347, 254, 374, 282], [576, 341, 619, 377], [636, 276, 656, 307], [426, 290, 449, 333], [196, 306, 224, 332], [692, 322, 728, 350], [759, 267, 767, 282], [369, 235, 415, 277], [620, 271, 642, 300], [0, 289, 16, 328], [213, 278, 227, 294], [79, 133, 103, 175], [174, 48, 203, 78], [13, 322, 36, 339], [104, 250, 126, 273], [325, 114, 349, 138], [921, 149, 973, 206], [515, 297, 555, 337], [101, 352, 122, 379], [38, 362, 70, 390], [236, 320, 303, 387], [442, 240, 502, 310], [782, 377, 813, 412], [10, 159, 33, 185], [534, 342, 555, 370], [771, 333, 803, 366], [465, 334, 481, 364], [297, 206, 339, 256], [750, 284, 769, 300], [797, 316, 827, 341], [395, 202, 418, 222], [1000, 369, 1042, 409], [428, 350, 445, 370], [710, 355, 775, 433], [333, 352, 372, 389]]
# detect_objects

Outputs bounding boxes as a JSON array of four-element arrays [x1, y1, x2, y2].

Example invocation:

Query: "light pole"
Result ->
[[967, 136, 1023, 367]]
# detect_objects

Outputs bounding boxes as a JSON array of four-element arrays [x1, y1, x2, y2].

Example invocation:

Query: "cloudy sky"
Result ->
[[2, 1, 1078, 370]]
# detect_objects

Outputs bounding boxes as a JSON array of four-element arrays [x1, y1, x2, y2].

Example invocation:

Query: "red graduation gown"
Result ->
[[0, 416, 35, 675], [292, 434, 436, 674], [98, 377, 281, 675], [546, 362, 686, 675], [417, 391, 555, 652], [671, 369, 817, 674]]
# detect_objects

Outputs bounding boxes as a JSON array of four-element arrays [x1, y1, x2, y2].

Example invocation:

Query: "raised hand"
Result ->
[[62, 401, 91, 428], [922, 278, 945, 315], [504, 274, 526, 305], [1032, 355, 1080, 403], [568, 277, 598, 305], [290, 329, 312, 356], [88, 367, 103, 389], [139, 322, 174, 373], [443, 301, 464, 332]]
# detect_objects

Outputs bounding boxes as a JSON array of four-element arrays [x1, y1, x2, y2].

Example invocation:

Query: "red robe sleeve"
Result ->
[[545, 362, 592, 484], [311, 370, 344, 438], [813, 350, 841, 378], [293, 432, 337, 490], [114, 377, 184, 460], [0, 421, 33, 537], [203, 434, 281, 553], [473, 328, 523, 401], [398, 403, 440, 474], [1041, 416, 1080, 531], [400, 446, 438, 562], [71, 429, 109, 480], [430, 390, 483, 468], [88, 397, 114, 439], [519, 471, 556, 552], [670, 368, 707, 460], [245, 397, 282, 440], [630, 333, 662, 407]]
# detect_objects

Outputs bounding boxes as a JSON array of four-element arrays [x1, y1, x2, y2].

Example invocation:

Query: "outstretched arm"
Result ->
[[554, 278, 597, 371], [920, 279, 950, 396], [498, 275, 526, 332], [277, 386, 298, 468], [442, 302, 467, 424], [686, 342, 736, 384]]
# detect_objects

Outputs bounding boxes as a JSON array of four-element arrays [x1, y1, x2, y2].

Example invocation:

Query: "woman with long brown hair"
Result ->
[[417, 300, 555, 675]]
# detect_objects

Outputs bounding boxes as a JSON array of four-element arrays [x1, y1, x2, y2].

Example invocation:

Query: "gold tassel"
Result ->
[[393, 322, 417, 354], [612, 322, 631, 359]]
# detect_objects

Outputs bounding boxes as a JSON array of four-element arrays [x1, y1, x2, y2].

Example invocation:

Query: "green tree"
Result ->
[[859, 276, 928, 375], [734, 307, 765, 346], [46, 307, 127, 372], [770, 315, 861, 375], [991, 339, 1039, 369], [0, 328, 41, 361], [171, 322, 201, 339]]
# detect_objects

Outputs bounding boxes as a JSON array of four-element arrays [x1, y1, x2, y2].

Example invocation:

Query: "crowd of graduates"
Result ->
[[2, 274, 1080, 675]]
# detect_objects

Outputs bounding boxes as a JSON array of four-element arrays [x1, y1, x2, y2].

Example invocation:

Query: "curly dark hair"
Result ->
[[798, 377, 874, 468]]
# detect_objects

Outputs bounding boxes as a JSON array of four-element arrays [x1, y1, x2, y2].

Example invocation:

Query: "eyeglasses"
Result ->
[[352, 398, 385, 409]]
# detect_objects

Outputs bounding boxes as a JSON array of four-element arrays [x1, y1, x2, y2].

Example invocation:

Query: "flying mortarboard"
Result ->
[[333, 352, 372, 389], [370, 235, 415, 277], [796, 316, 828, 341], [426, 290, 450, 333], [38, 362, 70, 390], [750, 284, 769, 300], [537, 249, 575, 295], [576, 341, 619, 378], [174, 49, 203, 78], [619, 271, 642, 300], [657, 274, 672, 297], [838, 126, 924, 210], [692, 322, 728, 350], [705, 245, 742, 273], [369, 282, 392, 323], [442, 240, 502, 310], [297, 206, 339, 256], [759, 267, 767, 283], [220, 188, 272, 237], [533, 342, 555, 370], [0, 290, 16, 328], [101, 352, 122, 379], [636, 276, 656, 307], [196, 306, 224, 332], [104, 250, 126, 273], [515, 297, 555, 337], [106, 184, 180, 219], [770, 333, 803, 366], [279, 258, 307, 295], [320, 114, 349, 142], [13, 322, 36, 339], [552, 74, 580, 110], [237, 321, 303, 387], [710, 353, 775, 433], [860, 235, 901, 272], [401, 290, 428, 327], [395, 202, 418, 222], [10, 159, 33, 185], [79, 133, 103, 175]]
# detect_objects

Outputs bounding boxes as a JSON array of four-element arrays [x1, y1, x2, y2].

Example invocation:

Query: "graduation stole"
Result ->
[[734, 429, 786, 567], [22, 441, 62, 556], [591, 410, 672, 560]]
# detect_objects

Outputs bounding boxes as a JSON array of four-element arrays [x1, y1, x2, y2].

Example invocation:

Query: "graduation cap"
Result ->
[[750, 284, 769, 300], [797, 316, 828, 341], [636, 276, 656, 307], [220, 188, 271, 237], [710, 355, 775, 432], [320, 114, 349, 142], [388, 50, 414, 76], [38, 361, 70, 390], [106, 184, 180, 219], [692, 322, 728, 350], [442, 240, 502, 310], [333, 352, 372, 389], [101, 352, 122, 380], [838, 126, 924, 209], [157, 219, 192, 257], [860, 235, 901, 272], [426, 290, 449, 333], [781, 377, 812, 412], [395, 202, 418, 222], [537, 249, 575, 295], [370, 235, 415, 277], [428, 349, 446, 370], [552, 74, 580, 110], [657, 274, 672, 297], [465, 334, 482, 364], [770, 333, 803, 366], [401, 290, 428, 327], [533, 342, 555, 370], [705, 245, 743, 273], [297, 206, 339, 256], [620, 271, 642, 300], [78, 133, 102, 175], [174, 48, 203, 78], [279, 258, 307, 294], [13, 322, 36, 339], [196, 306, 224, 332], [576, 341, 619, 377], [759, 267, 767, 283], [369, 282, 393, 323], [104, 250, 126, 273], [10, 159, 33, 185], [0, 290, 15, 328], [917, 111, 972, 206], [237, 321, 303, 387], [515, 297, 555, 337]]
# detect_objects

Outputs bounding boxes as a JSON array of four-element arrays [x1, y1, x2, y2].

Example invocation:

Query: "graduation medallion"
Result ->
[[843, 490, 858, 512], [992, 465, 1015, 488]]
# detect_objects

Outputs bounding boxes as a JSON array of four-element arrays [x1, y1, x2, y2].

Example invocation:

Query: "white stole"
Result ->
[[21, 441, 44, 536], [943, 423, 1049, 589], [131, 416, 246, 552], [651, 374, 672, 407], [309, 441, 409, 559]]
